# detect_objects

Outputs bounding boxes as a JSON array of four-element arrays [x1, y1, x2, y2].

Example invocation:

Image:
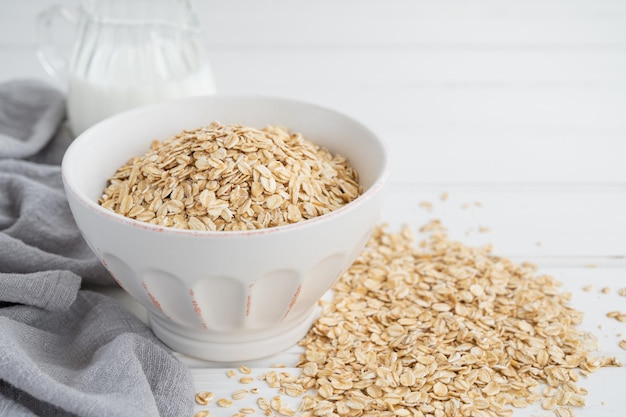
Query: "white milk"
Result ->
[[67, 66, 216, 136]]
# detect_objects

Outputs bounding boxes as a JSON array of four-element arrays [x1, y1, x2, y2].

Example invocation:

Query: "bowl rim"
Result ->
[[62, 94, 391, 238]]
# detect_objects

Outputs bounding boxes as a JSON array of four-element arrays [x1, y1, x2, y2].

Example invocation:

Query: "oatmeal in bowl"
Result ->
[[99, 121, 362, 231]]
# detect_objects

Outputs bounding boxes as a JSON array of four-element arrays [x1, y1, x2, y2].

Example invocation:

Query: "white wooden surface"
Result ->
[[1, 0, 625, 416]]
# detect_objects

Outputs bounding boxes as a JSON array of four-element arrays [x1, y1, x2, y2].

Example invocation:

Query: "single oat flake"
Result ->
[[194, 391, 213, 406]]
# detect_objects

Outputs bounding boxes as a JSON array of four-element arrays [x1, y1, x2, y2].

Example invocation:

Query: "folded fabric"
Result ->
[[0, 159, 112, 286], [0, 79, 194, 417], [0, 291, 194, 417], [0, 79, 66, 160]]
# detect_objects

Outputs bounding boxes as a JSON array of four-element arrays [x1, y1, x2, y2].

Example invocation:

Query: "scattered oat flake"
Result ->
[[601, 286, 610, 293], [232, 389, 249, 400], [239, 365, 252, 374], [618, 288, 626, 297], [582, 285, 593, 292], [440, 191, 448, 201], [619, 340, 626, 350], [194, 411, 210, 417], [555, 407, 574, 417], [217, 398, 233, 408], [258, 223, 618, 417], [419, 218, 446, 233], [419, 201, 433, 211], [278, 405, 297, 416], [270, 395, 283, 411], [226, 370, 237, 378], [195, 391, 214, 405], [542, 397, 557, 410], [478, 225, 490, 233], [607, 311, 626, 322]]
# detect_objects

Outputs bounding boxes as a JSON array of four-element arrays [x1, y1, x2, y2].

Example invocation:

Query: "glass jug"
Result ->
[[37, 0, 216, 136]]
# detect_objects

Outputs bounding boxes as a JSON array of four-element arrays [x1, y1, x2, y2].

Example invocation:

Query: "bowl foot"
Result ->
[[147, 310, 317, 362]]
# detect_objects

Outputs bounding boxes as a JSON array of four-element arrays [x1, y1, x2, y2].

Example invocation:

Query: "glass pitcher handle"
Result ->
[[35, 5, 78, 84]]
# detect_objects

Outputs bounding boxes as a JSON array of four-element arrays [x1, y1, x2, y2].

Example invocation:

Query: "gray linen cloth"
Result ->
[[0, 79, 194, 417]]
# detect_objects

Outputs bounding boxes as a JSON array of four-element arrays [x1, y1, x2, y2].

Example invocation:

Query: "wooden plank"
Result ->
[[1, 47, 625, 184], [4, 0, 626, 47], [382, 128, 626, 184], [7, 44, 626, 88], [234, 86, 626, 132], [193, 0, 626, 47], [207, 48, 626, 87], [381, 185, 626, 262]]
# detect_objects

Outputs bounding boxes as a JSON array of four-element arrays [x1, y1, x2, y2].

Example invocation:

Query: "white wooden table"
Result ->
[[1, 1, 625, 416]]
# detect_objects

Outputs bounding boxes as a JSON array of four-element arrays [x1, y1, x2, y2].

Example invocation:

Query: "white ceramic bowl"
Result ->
[[62, 95, 390, 361]]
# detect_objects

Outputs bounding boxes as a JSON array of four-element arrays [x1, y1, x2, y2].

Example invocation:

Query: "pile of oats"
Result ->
[[280, 221, 618, 417], [99, 122, 361, 231], [192, 221, 620, 417]]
